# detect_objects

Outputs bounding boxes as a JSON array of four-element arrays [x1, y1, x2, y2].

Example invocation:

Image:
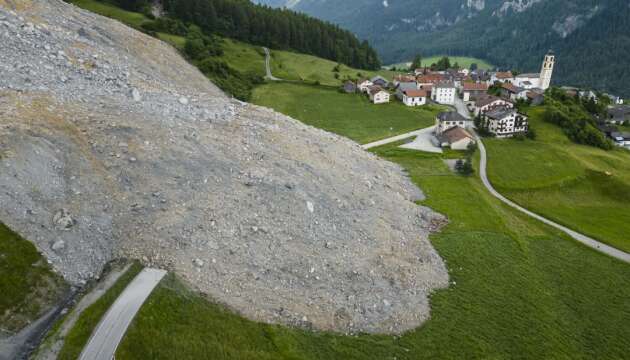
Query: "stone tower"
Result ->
[[539, 50, 555, 90]]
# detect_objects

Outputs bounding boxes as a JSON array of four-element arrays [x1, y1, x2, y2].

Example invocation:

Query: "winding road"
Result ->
[[365, 96, 630, 263], [78, 268, 166, 360]]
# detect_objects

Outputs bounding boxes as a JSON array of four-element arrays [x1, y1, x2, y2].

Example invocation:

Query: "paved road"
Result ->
[[453, 96, 472, 119], [78, 268, 167, 360], [262, 47, 280, 81], [476, 137, 630, 263], [399, 126, 442, 153], [362, 129, 428, 149]]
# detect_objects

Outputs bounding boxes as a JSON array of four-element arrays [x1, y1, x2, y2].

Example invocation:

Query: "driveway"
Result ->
[[399, 126, 442, 153]]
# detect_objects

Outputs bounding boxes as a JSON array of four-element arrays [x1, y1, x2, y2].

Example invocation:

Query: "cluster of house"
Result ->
[[598, 104, 630, 148], [339, 52, 560, 150], [343, 51, 554, 110]]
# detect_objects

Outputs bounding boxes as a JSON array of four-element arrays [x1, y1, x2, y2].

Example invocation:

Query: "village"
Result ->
[[342, 51, 630, 151]]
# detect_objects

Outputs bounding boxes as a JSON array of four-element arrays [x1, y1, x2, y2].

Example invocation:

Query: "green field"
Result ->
[[269, 49, 398, 86], [69, 0, 148, 29], [57, 262, 143, 360], [114, 142, 630, 359], [388, 56, 494, 70], [484, 107, 630, 252], [252, 82, 442, 144], [0, 223, 67, 333]]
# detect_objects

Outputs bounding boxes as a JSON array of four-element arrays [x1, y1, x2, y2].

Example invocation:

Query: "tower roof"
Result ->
[[547, 49, 555, 55]]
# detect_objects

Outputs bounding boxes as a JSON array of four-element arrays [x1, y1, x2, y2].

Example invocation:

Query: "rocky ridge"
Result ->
[[0, 0, 448, 334]]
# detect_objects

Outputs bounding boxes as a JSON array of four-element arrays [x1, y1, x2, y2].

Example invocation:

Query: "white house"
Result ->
[[435, 111, 473, 134], [491, 71, 514, 84], [514, 73, 541, 89], [396, 81, 419, 100], [368, 86, 390, 104], [472, 96, 514, 116], [431, 82, 456, 105], [402, 89, 428, 106], [480, 106, 529, 138], [436, 126, 476, 150], [358, 79, 373, 93]]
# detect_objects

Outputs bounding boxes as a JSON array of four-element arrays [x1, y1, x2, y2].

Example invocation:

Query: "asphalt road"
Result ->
[[362, 97, 630, 263], [78, 268, 167, 360], [476, 137, 630, 263]]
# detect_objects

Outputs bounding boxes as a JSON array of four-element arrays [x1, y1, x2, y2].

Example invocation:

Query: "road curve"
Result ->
[[78, 268, 167, 360], [262, 47, 280, 81], [476, 138, 630, 263]]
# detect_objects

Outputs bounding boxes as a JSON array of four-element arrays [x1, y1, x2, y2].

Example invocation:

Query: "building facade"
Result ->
[[431, 82, 456, 105], [481, 106, 529, 137]]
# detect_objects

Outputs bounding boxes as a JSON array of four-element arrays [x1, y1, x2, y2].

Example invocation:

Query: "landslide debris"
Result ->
[[0, 0, 448, 334]]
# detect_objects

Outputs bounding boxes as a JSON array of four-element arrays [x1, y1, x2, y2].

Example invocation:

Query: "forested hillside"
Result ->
[[256, 0, 630, 97], [108, 0, 381, 70]]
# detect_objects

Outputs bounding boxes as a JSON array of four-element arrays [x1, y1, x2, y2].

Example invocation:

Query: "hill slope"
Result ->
[[256, 0, 630, 96], [0, 0, 448, 334]]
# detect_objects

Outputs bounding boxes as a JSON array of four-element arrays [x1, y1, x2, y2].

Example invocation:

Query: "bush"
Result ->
[[526, 128, 537, 140]]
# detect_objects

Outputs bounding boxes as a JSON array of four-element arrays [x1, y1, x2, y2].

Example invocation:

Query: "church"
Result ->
[[513, 51, 555, 91]]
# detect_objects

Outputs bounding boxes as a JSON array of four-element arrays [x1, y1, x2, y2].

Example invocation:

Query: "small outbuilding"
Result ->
[[436, 126, 476, 150]]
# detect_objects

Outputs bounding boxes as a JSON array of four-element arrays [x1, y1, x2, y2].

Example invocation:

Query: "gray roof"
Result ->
[[516, 73, 540, 78], [611, 132, 630, 140], [485, 106, 517, 120], [437, 111, 467, 123], [370, 76, 389, 84], [434, 81, 455, 89], [397, 82, 417, 92]]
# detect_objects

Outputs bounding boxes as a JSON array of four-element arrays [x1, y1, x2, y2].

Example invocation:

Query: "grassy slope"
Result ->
[[251, 82, 443, 144], [70, 0, 266, 78], [484, 107, 630, 252], [0, 223, 67, 333], [388, 56, 494, 70], [56, 262, 143, 360], [70, 0, 147, 29], [269, 50, 398, 86], [115, 144, 630, 359]]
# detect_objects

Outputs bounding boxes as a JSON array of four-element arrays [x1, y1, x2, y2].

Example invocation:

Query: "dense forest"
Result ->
[[110, 0, 381, 71]]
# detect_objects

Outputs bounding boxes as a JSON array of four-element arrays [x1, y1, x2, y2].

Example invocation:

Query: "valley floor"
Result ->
[[9, 1, 630, 359]]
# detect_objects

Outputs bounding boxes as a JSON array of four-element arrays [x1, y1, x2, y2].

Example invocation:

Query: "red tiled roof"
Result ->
[[463, 82, 489, 92], [495, 71, 513, 79], [403, 89, 428, 97], [416, 74, 445, 84], [501, 82, 519, 93]]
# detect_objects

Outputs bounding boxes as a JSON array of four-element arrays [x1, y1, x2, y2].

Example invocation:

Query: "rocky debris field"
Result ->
[[0, 0, 448, 334]]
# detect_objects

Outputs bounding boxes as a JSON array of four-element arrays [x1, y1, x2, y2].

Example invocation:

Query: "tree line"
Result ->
[[112, 0, 381, 70]]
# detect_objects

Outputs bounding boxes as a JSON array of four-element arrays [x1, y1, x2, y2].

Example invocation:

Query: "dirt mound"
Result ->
[[0, 0, 448, 334]]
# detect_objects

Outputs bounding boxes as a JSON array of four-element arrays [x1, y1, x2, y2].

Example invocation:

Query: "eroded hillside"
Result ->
[[0, 0, 448, 334]]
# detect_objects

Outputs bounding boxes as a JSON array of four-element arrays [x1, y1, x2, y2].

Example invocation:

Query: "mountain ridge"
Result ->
[[254, 0, 630, 96]]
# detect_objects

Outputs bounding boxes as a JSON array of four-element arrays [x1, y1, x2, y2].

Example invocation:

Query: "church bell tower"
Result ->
[[539, 50, 555, 90]]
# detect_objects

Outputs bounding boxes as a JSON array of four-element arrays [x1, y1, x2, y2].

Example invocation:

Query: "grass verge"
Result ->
[[56, 262, 143, 360], [0, 223, 67, 334]]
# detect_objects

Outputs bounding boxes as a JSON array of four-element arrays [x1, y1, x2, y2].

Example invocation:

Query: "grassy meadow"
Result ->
[[114, 143, 630, 359], [0, 223, 67, 333], [484, 107, 630, 252], [251, 82, 443, 144], [269, 49, 398, 86]]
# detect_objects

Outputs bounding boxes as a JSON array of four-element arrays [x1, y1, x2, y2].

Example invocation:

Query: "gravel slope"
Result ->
[[0, 0, 448, 334]]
